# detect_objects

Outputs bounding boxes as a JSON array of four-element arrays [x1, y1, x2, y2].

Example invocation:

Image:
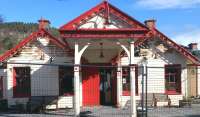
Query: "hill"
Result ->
[[0, 22, 59, 55]]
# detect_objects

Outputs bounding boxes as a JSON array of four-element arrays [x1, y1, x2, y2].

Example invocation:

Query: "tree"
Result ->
[[0, 15, 3, 23]]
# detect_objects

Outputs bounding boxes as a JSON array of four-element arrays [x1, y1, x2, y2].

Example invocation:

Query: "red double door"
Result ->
[[82, 67, 117, 106]]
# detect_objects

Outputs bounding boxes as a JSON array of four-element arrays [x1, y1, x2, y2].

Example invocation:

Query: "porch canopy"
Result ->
[[59, 29, 150, 63]]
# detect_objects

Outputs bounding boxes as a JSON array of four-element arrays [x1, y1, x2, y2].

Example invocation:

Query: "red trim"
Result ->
[[59, 1, 148, 31], [63, 93, 74, 96], [0, 29, 67, 62], [61, 28, 148, 32], [155, 29, 200, 64], [61, 33, 148, 39], [134, 29, 200, 64], [122, 91, 131, 96], [13, 67, 31, 98], [60, 2, 105, 30], [164, 64, 182, 95], [60, 28, 149, 39], [165, 91, 182, 95], [13, 68, 17, 97], [107, 2, 148, 30], [0, 31, 38, 62], [41, 29, 66, 50], [134, 37, 150, 47], [104, 1, 110, 25]]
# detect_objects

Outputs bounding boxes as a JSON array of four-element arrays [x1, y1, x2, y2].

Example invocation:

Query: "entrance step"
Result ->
[[192, 99, 200, 104]]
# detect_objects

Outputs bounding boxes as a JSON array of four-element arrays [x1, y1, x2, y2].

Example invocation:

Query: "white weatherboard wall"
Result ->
[[6, 37, 74, 108], [31, 65, 59, 96], [119, 41, 187, 106], [0, 69, 7, 99], [6, 63, 59, 106]]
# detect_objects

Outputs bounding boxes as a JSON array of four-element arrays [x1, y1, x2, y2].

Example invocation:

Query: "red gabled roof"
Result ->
[[0, 29, 67, 62], [135, 28, 200, 64], [59, 1, 148, 31], [110, 28, 200, 64], [154, 29, 200, 64]]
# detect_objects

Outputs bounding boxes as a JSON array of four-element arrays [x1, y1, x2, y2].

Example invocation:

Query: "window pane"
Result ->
[[165, 65, 181, 93], [122, 66, 138, 95], [59, 66, 74, 96], [14, 67, 31, 97], [122, 67, 130, 92]]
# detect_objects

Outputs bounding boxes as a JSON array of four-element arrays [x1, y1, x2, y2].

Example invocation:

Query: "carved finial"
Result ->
[[103, 0, 110, 26]]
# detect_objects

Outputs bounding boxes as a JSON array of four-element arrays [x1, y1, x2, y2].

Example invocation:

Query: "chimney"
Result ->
[[144, 19, 156, 30], [38, 18, 50, 30], [188, 43, 198, 51]]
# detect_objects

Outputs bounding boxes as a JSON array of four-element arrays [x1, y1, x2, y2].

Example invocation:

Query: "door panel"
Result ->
[[82, 67, 100, 106], [111, 70, 117, 105]]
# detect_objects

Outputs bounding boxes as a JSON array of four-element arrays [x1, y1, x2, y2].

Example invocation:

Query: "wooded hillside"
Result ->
[[0, 22, 59, 55]]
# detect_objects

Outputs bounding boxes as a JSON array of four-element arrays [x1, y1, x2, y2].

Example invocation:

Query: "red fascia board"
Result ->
[[155, 29, 200, 64], [110, 29, 200, 64], [60, 28, 149, 39], [60, 28, 148, 32], [59, 2, 105, 30], [107, 2, 148, 30], [41, 29, 66, 50], [59, 1, 149, 31], [134, 38, 149, 47], [0, 31, 38, 62], [61, 33, 149, 39], [0, 29, 67, 62]]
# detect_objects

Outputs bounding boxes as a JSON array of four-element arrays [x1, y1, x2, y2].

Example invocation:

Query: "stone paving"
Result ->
[[0, 104, 200, 117], [148, 104, 200, 117]]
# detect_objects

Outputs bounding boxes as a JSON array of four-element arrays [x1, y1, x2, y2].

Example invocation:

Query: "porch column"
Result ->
[[117, 63, 122, 107], [74, 42, 90, 116], [117, 41, 136, 116], [117, 42, 130, 107], [74, 42, 80, 116], [130, 41, 136, 117]]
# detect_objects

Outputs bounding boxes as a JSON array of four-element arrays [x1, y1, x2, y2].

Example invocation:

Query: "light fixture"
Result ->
[[99, 43, 104, 58]]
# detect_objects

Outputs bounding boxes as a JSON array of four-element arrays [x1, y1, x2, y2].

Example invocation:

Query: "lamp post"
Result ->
[[141, 57, 147, 117], [142, 57, 148, 117]]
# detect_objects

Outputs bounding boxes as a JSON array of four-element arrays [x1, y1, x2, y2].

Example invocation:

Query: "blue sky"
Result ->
[[0, 0, 200, 47]]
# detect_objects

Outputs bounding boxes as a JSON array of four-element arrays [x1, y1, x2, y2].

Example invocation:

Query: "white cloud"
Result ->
[[172, 29, 200, 49], [136, 0, 200, 9]]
